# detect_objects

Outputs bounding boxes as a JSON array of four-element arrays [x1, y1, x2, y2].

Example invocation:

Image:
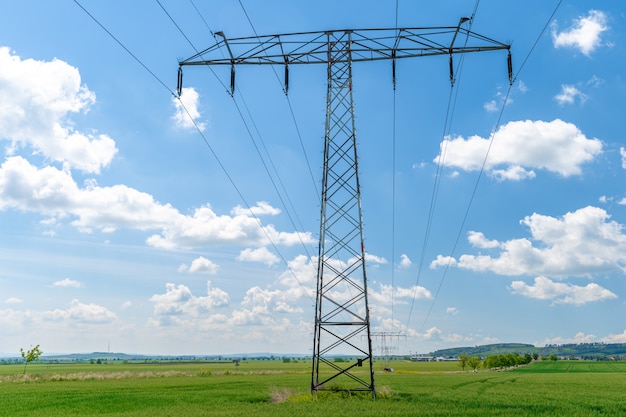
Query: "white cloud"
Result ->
[[365, 252, 387, 265], [150, 281, 230, 321], [554, 84, 588, 106], [510, 276, 617, 305], [435, 119, 602, 180], [483, 100, 497, 112], [541, 332, 597, 346], [52, 278, 83, 288], [483, 91, 512, 113], [468, 231, 501, 249], [490, 165, 536, 181], [239, 286, 307, 316], [517, 80, 528, 93], [621, 147, 626, 169], [552, 10, 609, 56], [5, 297, 22, 304], [601, 330, 626, 343], [172, 87, 206, 131], [368, 283, 432, 305], [418, 326, 442, 340], [188, 256, 220, 274], [277, 254, 317, 286], [0, 156, 311, 249], [44, 299, 116, 324], [0, 47, 117, 173], [586, 75, 604, 88], [231, 202, 281, 217], [237, 247, 280, 266], [430, 255, 456, 269], [433, 206, 626, 278], [446, 307, 459, 315], [399, 254, 412, 269]]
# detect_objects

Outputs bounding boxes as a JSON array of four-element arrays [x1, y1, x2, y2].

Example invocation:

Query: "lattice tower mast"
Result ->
[[178, 18, 511, 398]]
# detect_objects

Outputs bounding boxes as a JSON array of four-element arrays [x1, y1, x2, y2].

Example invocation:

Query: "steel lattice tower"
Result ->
[[311, 30, 375, 395], [178, 19, 511, 398]]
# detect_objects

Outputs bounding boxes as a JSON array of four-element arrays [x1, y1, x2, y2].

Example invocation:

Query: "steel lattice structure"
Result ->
[[178, 19, 510, 398]]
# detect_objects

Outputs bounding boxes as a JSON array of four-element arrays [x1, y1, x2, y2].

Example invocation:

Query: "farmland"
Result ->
[[1, 360, 625, 416]]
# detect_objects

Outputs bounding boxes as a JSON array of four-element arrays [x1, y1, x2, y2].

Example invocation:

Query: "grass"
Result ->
[[1, 360, 625, 416]]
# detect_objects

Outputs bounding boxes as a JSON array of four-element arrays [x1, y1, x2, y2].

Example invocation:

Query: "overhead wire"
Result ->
[[236, 0, 321, 204], [155, 0, 316, 299], [73, 0, 315, 303], [406, 1, 481, 329], [158, 0, 311, 251], [175, 0, 316, 259], [232, 0, 317, 254], [410, 0, 564, 333]]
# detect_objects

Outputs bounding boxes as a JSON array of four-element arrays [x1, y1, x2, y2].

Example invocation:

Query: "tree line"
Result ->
[[457, 352, 559, 371]]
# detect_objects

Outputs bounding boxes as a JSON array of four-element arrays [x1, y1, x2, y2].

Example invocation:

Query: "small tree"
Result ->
[[467, 356, 481, 372], [457, 354, 469, 371], [20, 344, 43, 374]]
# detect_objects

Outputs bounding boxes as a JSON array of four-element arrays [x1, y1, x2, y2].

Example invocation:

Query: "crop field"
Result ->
[[1, 360, 625, 416]]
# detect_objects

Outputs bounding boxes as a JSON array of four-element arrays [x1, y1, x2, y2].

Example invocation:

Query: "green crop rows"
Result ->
[[1, 360, 625, 416]]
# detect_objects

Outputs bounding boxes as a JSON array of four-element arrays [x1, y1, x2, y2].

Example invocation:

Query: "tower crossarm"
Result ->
[[179, 25, 509, 67]]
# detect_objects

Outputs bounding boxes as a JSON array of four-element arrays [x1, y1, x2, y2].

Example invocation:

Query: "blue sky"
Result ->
[[1, 1, 625, 356]]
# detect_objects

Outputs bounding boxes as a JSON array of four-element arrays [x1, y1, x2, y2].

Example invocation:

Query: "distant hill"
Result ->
[[431, 343, 537, 358], [430, 343, 626, 359]]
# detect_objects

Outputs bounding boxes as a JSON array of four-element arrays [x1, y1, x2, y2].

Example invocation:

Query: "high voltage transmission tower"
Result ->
[[178, 18, 511, 398]]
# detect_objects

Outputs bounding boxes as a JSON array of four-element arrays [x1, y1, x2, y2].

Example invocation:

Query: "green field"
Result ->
[[1, 360, 625, 416]]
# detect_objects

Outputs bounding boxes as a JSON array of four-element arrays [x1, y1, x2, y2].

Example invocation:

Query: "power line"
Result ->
[[72, 0, 173, 96], [236, 0, 321, 204], [412, 0, 564, 334], [168, 0, 316, 258], [155, 0, 316, 297], [72, 0, 315, 303], [406, 5, 480, 329]]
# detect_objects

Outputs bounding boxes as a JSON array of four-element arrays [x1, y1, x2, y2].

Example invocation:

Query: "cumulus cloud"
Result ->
[[551, 10, 609, 56], [554, 84, 588, 106], [483, 90, 512, 113], [5, 297, 22, 304], [52, 278, 83, 288], [277, 254, 317, 286], [239, 286, 307, 316], [237, 247, 279, 266], [368, 283, 432, 305], [44, 299, 116, 324], [172, 87, 206, 131], [510, 276, 617, 305], [621, 147, 626, 169], [0, 156, 311, 249], [432, 206, 626, 278], [365, 252, 387, 265], [231, 202, 281, 217], [150, 281, 230, 321], [0, 47, 117, 173], [601, 330, 626, 343], [435, 119, 602, 180], [399, 254, 412, 268], [467, 231, 500, 249], [541, 332, 597, 346], [187, 256, 220, 274]]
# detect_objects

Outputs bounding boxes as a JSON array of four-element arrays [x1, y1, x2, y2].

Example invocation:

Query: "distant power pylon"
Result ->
[[178, 18, 510, 398]]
